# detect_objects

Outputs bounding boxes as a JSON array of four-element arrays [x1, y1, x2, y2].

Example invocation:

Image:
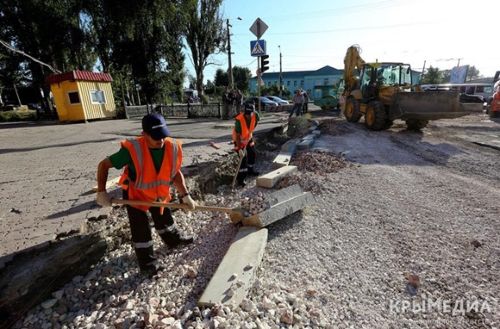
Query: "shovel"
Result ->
[[111, 198, 246, 223], [231, 149, 246, 189]]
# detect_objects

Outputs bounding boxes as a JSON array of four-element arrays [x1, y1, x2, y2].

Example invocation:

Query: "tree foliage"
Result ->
[[0, 0, 226, 106], [421, 66, 442, 84], [183, 0, 226, 96], [466, 65, 480, 81], [233, 66, 251, 92], [214, 68, 228, 87]]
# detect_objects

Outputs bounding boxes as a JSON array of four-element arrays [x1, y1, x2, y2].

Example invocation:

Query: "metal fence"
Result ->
[[124, 103, 222, 119]]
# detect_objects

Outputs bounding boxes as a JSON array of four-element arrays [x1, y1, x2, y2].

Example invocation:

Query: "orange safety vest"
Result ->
[[232, 112, 256, 148], [118, 136, 182, 211]]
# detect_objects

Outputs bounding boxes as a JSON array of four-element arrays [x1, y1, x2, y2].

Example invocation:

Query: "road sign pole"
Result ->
[[257, 57, 261, 113], [249, 18, 268, 114]]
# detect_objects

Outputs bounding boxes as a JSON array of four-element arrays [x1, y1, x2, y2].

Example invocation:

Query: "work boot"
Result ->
[[135, 246, 161, 277], [236, 173, 246, 187], [140, 263, 165, 278], [247, 167, 260, 176], [160, 228, 194, 248]]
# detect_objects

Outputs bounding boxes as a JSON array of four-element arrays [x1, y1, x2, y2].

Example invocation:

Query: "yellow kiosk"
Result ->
[[47, 70, 116, 122]]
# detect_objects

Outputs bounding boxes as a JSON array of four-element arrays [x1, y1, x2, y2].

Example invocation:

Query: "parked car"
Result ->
[[265, 95, 289, 105], [244, 96, 278, 111]]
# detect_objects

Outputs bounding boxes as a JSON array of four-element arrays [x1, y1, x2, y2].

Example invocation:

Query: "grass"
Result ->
[[0, 109, 37, 122]]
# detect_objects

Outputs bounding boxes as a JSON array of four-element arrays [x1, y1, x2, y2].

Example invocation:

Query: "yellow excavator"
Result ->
[[341, 45, 470, 130]]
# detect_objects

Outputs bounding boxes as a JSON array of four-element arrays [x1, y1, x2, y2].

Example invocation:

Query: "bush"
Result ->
[[287, 116, 310, 137], [0, 109, 37, 122]]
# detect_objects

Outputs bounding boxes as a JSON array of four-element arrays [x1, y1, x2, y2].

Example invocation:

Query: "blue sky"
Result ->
[[184, 0, 499, 86]]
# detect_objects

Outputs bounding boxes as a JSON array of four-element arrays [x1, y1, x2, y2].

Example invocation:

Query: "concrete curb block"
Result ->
[[198, 227, 268, 307]]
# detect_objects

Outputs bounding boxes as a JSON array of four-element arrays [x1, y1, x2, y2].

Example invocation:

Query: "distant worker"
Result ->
[[232, 103, 260, 187], [491, 88, 500, 118], [289, 90, 304, 118], [96, 113, 197, 277], [302, 90, 309, 114]]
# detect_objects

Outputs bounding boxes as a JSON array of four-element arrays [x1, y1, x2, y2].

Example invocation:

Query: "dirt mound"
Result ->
[[292, 150, 348, 174]]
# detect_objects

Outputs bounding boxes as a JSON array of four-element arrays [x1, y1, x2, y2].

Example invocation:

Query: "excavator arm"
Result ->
[[343, 45, 365, 91]]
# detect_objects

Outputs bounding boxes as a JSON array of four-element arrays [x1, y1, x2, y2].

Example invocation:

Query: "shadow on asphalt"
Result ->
[[0, 138, 119, 155], [45, 200, 98, 219]]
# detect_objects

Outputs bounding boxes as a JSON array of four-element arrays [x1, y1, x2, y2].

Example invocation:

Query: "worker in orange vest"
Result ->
[[491, 89, 500, 117], [96, 113, 197, 277], [232, 102, 260, 187]]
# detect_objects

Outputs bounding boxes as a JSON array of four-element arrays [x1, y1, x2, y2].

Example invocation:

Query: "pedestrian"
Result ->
[[490, 88, 500, 117], [96, 113, 197, 277], [302, 91, 309, 114], [289, 89, 304, 118], [232, 103, 260, 187]]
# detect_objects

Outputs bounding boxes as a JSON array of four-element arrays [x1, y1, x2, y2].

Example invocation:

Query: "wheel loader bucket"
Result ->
[[390, 91, 472, 121]]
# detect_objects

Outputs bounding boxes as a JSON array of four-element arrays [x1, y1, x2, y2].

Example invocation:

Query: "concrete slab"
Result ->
[[242, 185, 315, 228], [297, 138, 315, 150], [272, 153, 292, 168], [280, 139, 299, 154], [256, 166, 298, 188], [266, 184, 303, 205], [272, 139, 298, 168], [198, 227, 268, 307]]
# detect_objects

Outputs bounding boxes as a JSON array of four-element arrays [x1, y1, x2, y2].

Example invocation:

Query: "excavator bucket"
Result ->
[[389, 91, 473, 121]]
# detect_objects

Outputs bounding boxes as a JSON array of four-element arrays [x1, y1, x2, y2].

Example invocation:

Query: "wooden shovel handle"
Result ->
[[111, 199, 235, 214]]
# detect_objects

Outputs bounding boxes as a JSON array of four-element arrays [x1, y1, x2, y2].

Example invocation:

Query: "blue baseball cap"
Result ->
[[142, 113, 170, 140]]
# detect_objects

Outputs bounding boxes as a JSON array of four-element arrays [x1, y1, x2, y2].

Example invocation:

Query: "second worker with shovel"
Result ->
[[96, 113, 197, 277], [232, 102, 260, 187]]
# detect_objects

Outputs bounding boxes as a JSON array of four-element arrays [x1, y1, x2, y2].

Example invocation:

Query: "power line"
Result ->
[[234, 20, 433, 37]]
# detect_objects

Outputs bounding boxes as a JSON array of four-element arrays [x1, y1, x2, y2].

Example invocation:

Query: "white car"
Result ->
[[265, 95, 289, 105]]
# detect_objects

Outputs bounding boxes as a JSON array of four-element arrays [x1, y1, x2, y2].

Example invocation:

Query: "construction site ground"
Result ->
[[2, 107, 500, 328]]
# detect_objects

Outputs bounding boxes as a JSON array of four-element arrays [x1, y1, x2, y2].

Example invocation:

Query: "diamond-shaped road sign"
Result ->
[[250, 40, 266, 57], [249, 18, 268, 39]]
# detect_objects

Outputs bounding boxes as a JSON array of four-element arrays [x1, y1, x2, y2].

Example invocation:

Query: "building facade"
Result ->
[[249, 65, 343, 101]]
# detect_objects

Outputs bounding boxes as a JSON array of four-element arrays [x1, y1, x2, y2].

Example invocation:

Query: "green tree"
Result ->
[[85, 0, 186, 103], [183, 0, 226, 97], [421, 66, 442, 84], [441, 69, 451, 83], [466, 65, 480, 81], [214, 68, 228, 87], [233, 66, 251, 92], [1, 0, 96, 109]]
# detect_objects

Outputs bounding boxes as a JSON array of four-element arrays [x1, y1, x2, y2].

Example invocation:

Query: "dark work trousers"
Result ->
[[123, 189, 178, 271], [237, 142, 256, 185], [289, 103, 303, 118]]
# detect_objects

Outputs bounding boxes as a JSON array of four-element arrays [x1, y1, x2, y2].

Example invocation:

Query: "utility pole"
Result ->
[[226, 19, 233, 90], [279, 45, 283, 97], [420, 60, 426, 83]]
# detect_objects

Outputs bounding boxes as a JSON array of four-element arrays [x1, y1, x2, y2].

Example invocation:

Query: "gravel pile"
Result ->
[[239, 191, 271, 216], [14, 188, 329, 329], [291, 150, 348, 174], [274, 172, 327, 194]]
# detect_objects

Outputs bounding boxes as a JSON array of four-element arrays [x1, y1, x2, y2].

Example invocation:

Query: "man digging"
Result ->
[[96, 113, 197, 277]]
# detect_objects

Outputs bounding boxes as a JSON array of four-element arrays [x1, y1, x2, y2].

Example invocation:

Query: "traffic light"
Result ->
[[260, 55, 269, 73]]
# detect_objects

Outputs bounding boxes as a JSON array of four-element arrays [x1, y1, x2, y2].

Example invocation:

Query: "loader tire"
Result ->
[[344, 97, 362, 123], [406, 119, 428, 131], [364, 101, 387, 130]]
